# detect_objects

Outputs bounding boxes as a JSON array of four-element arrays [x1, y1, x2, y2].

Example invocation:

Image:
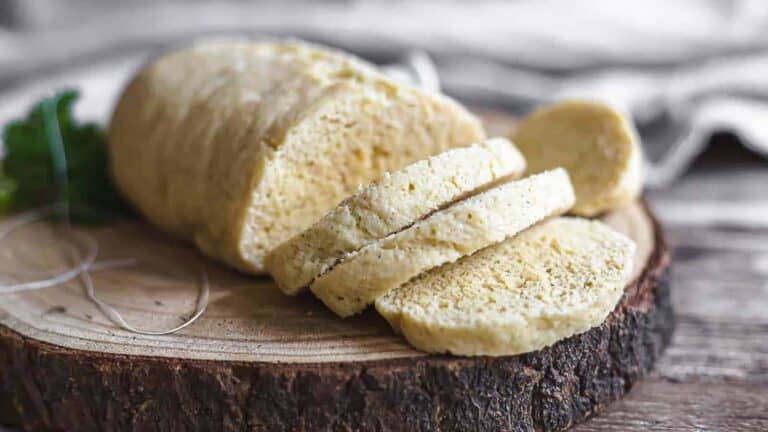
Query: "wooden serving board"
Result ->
[[0, 107, 671, 431], [0, 199, 672, 431]]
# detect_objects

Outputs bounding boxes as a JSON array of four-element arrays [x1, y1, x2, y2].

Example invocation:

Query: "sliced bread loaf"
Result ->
[[265, 138, 526, 295], [375, 217, 636, 356], [311, 168, 575, 317], [512, 100, 642, 216], [109, 39, 485, 274]]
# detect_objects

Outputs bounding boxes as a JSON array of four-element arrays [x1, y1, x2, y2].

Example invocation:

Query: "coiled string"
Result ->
[[0, 205, 210, 337], [0, 97, 209, 335]]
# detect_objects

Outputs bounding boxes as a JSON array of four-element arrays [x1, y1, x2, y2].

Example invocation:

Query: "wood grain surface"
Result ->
[[0, 200, 653, 364], [0, 200, 671, 431]]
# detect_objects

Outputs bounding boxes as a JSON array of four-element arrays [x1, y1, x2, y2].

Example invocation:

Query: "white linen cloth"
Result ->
[[0, 0, 767, 187]]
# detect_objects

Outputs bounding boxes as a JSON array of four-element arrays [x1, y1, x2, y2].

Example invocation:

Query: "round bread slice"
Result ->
[[512, 100, 643, 217], [311, 168, 575, 317], [375, 217, 636, 356], [265, 138, 526, 295]]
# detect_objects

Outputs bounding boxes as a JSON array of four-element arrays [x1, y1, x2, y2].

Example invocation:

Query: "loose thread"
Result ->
[[0, 93, 209, 335], [0, 205, 95, 293], [0, 205, 210, 335]]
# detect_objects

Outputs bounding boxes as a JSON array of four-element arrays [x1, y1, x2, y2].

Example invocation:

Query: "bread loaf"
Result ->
[[376, 217, 636, 356], [512, 100, 642, 216], [265, 138, 526, 295], [108, 40, 485, 274], [311, 169, 575, 317]]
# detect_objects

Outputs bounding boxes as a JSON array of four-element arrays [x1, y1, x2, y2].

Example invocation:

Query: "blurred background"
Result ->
[[2, 0, 768, 192], [0, 1, 766, 429]]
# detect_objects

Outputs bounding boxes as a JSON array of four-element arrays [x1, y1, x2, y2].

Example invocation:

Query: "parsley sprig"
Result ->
[[0, 90, 129, 222]]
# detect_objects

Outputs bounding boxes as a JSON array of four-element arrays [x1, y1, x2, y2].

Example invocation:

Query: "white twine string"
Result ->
[[0, 205, 96, 293], [7, 256, 136, 277], [81, 265, 210, 336], [0, 94, 209, 335], [0, 205, 210, 335]]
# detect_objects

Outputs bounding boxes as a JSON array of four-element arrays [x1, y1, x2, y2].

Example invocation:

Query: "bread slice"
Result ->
[[375, 217, 636, 356], [512, 100, 642, 216], [311, 168, 575, 317], [109, 39, 485, 274], [265, 138, 526, 295]]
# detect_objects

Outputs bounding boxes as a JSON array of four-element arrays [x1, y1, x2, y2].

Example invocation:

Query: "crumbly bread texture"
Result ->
[[311, 169, 575, 317], [265, 138, 526, 295], [376, 217, 636, 356], [108, 39, 485, 274], [512, 100, 643, 217]]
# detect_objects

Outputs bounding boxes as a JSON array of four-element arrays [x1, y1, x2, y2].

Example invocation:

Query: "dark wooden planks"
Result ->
[[573, 380, 768, 431], [574, 138, 768, 431]]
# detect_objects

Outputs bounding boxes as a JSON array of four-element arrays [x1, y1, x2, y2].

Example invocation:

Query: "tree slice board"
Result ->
[[0, 199, 672, 431], [0, 88, 669, 432]]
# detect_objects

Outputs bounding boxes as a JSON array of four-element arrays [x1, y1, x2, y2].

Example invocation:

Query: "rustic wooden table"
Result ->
[[575, 134, 768, 431]]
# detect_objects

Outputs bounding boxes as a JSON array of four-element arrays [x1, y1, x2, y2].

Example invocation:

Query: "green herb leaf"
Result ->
[[0, 89, 130, 223], [0, 176, 17, 214]]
